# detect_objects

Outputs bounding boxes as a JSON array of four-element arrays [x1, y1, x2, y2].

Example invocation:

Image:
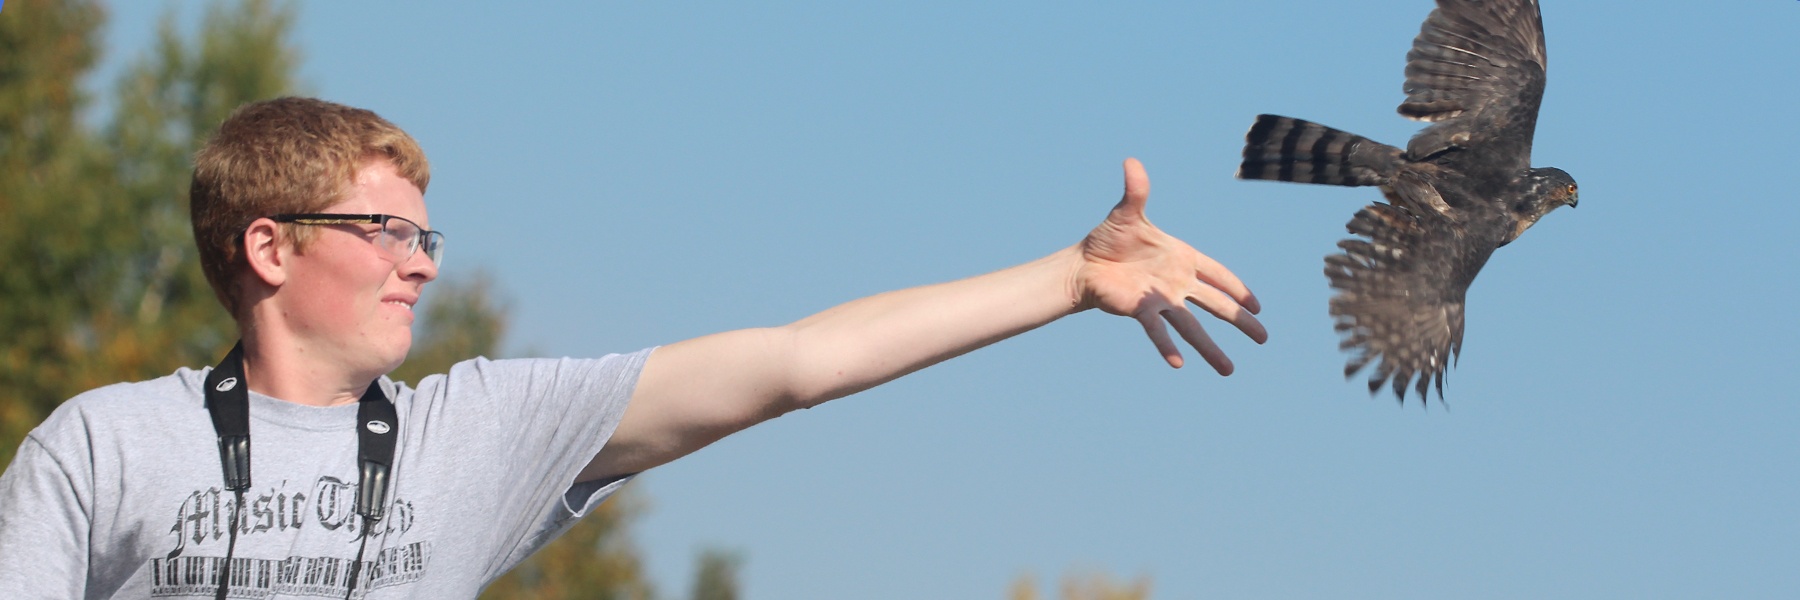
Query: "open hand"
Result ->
[[1074, 158, 1266, 374]]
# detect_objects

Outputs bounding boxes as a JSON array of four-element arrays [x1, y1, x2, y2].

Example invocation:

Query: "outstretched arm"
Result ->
[[581, 159, 1265, 481]]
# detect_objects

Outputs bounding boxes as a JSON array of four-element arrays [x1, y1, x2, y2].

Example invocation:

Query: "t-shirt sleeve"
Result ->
[[403, 348, 651, 576], [0, 433, 93, 598]]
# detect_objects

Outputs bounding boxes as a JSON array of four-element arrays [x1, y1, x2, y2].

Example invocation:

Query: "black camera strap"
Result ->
[[203, 341, 398, 599]]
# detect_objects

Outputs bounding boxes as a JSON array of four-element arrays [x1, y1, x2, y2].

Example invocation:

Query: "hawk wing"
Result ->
[[1398, 0, 1548, 176], [1326, 179, 1490, 402]]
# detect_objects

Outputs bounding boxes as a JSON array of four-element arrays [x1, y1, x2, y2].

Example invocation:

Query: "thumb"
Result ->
[[1115, 157, 1151, 218]]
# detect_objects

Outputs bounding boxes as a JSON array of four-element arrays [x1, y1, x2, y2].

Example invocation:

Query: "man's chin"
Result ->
[[378, 340, 413, 376]]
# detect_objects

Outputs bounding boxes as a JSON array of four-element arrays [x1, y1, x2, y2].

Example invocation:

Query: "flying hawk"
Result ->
[[1236, 0, 1578, 403]]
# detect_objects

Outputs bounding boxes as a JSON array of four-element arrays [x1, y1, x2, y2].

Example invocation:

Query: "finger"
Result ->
[[1165, 308, 1234, 376], [1190, 249, 1261, 314], [1116, 158, 1151, 218], [1136, 310, 1185, 369], [1187, 285, 1268, 344]]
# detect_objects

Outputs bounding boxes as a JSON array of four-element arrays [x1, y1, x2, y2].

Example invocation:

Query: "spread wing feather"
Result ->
[[1399, 0, 1548, 175], [1326, 196, 1470, 403]]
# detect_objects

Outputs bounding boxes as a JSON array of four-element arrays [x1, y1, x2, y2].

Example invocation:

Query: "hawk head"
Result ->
[[1504, 167, 1579, 245]]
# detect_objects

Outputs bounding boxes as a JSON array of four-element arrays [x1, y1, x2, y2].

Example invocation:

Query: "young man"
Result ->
[[0, 97, 1265, 598]]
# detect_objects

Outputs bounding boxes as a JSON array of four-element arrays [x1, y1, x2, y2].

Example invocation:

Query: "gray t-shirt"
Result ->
[[0, 349, 651, 599]]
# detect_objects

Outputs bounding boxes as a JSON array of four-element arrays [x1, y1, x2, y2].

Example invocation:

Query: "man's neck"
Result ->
[[237, 329, 377, 408]]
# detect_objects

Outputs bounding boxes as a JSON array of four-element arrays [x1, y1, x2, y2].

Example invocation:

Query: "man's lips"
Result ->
[[381, 295, 417, 312]]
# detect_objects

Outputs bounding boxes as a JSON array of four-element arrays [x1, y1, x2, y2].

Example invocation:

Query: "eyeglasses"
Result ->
[[270, 213, 446, 266]]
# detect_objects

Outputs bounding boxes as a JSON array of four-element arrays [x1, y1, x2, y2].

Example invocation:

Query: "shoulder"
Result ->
[[393, 350, 655, 425], [405, 349, 655, 398], [70, 367, 207, 406], [29, 368, 210, 457]]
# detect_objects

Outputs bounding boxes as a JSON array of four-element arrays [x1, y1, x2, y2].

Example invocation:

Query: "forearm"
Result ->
[[778, 244, 1084, 407]]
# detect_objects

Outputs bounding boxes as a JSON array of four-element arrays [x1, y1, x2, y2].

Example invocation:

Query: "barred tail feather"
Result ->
[[1237, 114, 1402, 187]]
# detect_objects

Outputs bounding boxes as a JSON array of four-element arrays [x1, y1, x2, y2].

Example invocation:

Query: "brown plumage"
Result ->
[[1237, 0, 1579, 403]]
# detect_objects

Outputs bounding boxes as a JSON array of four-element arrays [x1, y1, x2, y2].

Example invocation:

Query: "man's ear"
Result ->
[[242, 218, 289, 288]]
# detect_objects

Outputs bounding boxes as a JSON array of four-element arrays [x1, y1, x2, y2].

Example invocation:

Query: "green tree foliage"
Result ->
[[0, 0, 110, 469], [690, 548, 745, 600]]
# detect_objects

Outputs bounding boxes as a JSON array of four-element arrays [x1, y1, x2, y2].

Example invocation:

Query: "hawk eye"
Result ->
[[1566, 184, 1577, 194]]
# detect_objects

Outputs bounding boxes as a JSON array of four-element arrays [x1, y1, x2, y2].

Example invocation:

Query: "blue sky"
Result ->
[[98, 2, 1798, 598]]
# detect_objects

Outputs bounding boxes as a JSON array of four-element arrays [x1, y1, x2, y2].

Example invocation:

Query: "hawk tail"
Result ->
[[1237, 114, 1401, 187]]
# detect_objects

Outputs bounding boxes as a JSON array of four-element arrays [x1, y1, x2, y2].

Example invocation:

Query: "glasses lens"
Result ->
[[380, 217, 422, 260], [422, 231, 445, 266]]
